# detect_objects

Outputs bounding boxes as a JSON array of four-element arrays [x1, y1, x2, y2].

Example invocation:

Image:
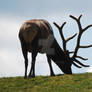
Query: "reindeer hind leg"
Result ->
[[28, 51, 38, 78], [20, 39, 28, 79]]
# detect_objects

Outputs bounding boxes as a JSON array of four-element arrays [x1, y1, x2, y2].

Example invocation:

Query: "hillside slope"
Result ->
[[0, 73, 92, 92]]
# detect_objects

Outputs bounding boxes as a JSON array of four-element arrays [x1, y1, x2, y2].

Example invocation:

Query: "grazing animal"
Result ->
[[19, 15, 92, 78]]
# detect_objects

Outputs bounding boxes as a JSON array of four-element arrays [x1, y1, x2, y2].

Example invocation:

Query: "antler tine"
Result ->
[[74, 59, 90, 67], [83, 24, 92, 32], [61, 22, 66, 29], [69, 14, 82, 21], [80, 44, 92, 48], [76, 56, 88, 61], [70, 15, 77, 21], [53, 22, 66, 30], [53, 22, 67, 51], [72, 62, 82, 68], [66, 33, 77, 42], [78, 14, 82, 21], [70, 15, 82, 31], [53, 22, 61, 30]]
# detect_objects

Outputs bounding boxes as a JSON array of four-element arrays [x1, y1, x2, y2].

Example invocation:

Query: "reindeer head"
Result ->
[[54, 15, 92, 68]]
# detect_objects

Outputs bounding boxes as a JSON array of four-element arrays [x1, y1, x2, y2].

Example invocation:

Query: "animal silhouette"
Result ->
[[19, 15, 92, 78]]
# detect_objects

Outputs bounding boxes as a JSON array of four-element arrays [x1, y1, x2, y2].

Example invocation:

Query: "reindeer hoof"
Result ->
[[51, 74, 55, 76], [24, 76, 27, 79]]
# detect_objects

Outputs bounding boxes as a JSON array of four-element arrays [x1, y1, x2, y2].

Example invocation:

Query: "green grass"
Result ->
[[0, 73, 92, 92]]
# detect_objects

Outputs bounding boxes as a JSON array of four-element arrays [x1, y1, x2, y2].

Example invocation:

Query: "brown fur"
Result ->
[[19, 19, 53, 52]]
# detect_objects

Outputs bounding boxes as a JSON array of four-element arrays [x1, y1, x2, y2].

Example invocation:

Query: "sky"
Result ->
[[0, 0, 92, 77]]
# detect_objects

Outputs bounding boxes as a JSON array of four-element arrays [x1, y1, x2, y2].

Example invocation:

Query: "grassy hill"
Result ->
[[0, 73, 92, 92]]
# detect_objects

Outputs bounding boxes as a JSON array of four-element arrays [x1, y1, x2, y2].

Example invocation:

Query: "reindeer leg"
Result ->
[[22, 46, 28, 79], [28, 51, 38, 78], [47, 55, 55, 76]]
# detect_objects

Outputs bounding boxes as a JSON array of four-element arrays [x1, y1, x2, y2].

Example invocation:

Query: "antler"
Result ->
[[70, 14, 92, 67], [53, 15, 92, 68], [53, 22, 77, 54]]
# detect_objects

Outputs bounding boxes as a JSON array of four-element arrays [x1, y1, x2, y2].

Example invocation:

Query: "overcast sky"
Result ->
[[0, 0, 92, 77]]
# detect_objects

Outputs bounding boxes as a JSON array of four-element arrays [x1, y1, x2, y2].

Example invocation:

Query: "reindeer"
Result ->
[[19, 15, 92, 78]]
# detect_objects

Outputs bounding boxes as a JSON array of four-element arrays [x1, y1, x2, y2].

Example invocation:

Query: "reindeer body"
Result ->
[[19, 19, 53, 53], [19, 19, 72, 78]]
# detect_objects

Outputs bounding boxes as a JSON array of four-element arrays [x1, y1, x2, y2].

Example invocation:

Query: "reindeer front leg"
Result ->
[[47, 55, 55, 76]]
